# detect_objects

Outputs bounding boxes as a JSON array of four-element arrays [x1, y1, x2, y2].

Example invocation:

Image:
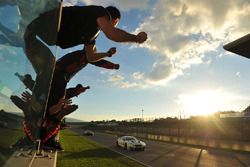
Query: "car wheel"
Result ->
[[142, 147, 145, 151], [116, 141, 119, 147], [124, 143, 127, 150]]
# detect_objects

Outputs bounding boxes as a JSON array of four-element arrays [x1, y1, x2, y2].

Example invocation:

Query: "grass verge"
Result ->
[[58, 130, 144, 167]]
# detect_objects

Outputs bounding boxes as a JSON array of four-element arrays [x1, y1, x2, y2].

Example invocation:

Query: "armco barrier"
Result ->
[[106, 130, 250, 152]]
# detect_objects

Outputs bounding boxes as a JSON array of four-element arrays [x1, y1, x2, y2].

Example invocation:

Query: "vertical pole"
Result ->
[[141, 109, 144, 121]]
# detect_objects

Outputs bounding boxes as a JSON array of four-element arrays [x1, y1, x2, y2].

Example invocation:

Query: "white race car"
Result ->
[[116, 136, 146, 151], [83, 130, 94, 136]]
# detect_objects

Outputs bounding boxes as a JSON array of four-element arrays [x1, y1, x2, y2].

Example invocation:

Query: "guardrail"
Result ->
[[105, 130, 250, 152]]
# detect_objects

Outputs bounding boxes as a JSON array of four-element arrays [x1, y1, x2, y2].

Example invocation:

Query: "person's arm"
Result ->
[[85, 44, 116, 62], [97, 16, 147, 43], [90, 59, 119, 70], [65, 86, 90, 99], [49, 98, 72, 115]]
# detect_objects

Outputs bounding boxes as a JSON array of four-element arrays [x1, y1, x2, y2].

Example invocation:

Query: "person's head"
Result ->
[[105, 6, 121, 27], [24, 74, 32, 79], [76, 84, 83, 89]]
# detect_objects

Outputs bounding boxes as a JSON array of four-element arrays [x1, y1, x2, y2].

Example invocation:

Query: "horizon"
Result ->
[[1, 109, 247, 122]]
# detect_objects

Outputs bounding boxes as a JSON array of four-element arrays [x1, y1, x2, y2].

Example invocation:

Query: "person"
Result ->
[[11, 46, 120, 149], [66, 84, 90, 99], [47, 46, 119, 117], [14, 73, 35, 90], [43, 45, 120, 150], [10, 84, 87, 151], [20, 5, 147, 147], [24, 5, 147, 114], [14, 47, 120, 119], [24, 5, 147, 76]]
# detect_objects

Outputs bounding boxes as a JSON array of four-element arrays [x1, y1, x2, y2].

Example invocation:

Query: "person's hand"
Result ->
[[21, 91, 31, 102], [136, 32, 148, 43], [114, 64, 120, 70], [107, 47, 116, 57], [49, 98, 72, 115], [77, 86, 90, 95], [60, 98, 72, 108]]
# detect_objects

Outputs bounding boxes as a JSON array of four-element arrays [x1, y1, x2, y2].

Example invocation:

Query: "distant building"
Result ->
[[220, 112, 244, 118], [243, 105, 250, 116]]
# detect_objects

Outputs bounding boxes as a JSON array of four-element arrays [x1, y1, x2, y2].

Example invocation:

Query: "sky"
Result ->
[[0, 0, 250, 121]]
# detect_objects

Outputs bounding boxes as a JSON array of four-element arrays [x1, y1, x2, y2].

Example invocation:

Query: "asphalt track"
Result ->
[[72, 128, 250, 167]]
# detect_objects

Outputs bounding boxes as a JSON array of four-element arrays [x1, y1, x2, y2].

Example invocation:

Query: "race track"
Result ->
[[72, 128, 250, 167]]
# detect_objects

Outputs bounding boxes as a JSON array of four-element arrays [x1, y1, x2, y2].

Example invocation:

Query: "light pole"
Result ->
[[141, 109, 144, 121]]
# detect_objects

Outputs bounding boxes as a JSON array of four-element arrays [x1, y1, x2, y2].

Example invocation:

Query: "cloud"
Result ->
[[236, 72, 241, 78], [0, 55, 4, 61], [63, 0, 149, 11], [63, 0, 78, 6], [108, 74, 124, 82], [63, 0, 250, 89], [134, 0, 250, 84], [119, 81, 138, 89], [107, 74, 142, 89], [132, 72, 144, 80], [147, 59, 175, 83]]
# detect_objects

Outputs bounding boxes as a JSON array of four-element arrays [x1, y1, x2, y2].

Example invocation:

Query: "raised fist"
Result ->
[[136, 32, 148, 43], [107, 47, 116, 57], [114, 64, 120, 70]]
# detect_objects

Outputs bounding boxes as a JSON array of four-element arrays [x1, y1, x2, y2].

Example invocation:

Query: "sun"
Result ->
[[177, 90, 227, 116]]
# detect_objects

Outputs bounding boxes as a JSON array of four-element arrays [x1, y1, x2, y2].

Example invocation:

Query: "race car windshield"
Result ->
[[126, 137, 136, 141]]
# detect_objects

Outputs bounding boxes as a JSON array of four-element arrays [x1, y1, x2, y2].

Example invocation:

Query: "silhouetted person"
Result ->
[[11, 46, 119, 146], [12, 5, 147, 146]]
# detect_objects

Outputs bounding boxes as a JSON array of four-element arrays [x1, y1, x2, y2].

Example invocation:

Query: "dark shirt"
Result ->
[[65, 87, 78, 99], [56, 50, 88, 81], [48, 50, 87, 108], [56, 5, 110, 48]]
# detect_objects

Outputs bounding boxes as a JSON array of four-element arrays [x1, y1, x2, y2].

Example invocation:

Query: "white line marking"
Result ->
[[76, 130, 152, 167], [53, 151, 58, 167], [106, 147, 152, 167]]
